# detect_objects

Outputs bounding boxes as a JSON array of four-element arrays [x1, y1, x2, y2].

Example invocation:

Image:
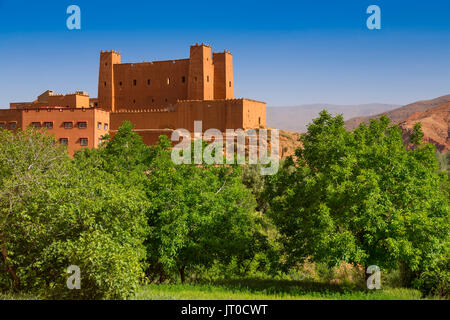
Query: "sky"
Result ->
[[0, 0, 450, 107]]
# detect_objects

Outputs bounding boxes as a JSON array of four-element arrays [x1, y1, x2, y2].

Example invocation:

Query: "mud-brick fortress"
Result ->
[[0, 43, 266, 155]]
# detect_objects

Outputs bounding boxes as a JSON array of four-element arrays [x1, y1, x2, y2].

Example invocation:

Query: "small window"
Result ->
[[80, 138, 88, 146], [98, 138, 102, 145], [181, 76, 186, 83], [60, 138, 68, 145], [229, 81, 232, 87], [167, 78, 170, 85], [44, 122, 53, 129], [64, 122, 73, 129], [152, 98, 154, 102], [133, 99, 136, 104], [119, 81, 122, 86], [78, 122, 87, 129], [104, 123, 109, 130], [194, 76, 197, 82], [104, 82, 107, 87], [133, 79, 137, 86], [97, 122, 102, 129], [165, 98, 168, 102], [206, 75, 209, 82], [147, 79, 151, 85], [31, 122, 41, 129], [9, 122, 17, 129], [0, 123, 5, 129]]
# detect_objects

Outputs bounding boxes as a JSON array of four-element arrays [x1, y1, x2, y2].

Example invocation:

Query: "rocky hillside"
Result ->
[[268, 103, 399, 133], [399, 102, 450, 152], [345, 94, 450, 130]]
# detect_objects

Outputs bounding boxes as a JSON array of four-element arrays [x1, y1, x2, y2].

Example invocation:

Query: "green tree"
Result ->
[[0, 128, 148, 299], [264, 111, 449, 286], [145, 136, 261, 283]]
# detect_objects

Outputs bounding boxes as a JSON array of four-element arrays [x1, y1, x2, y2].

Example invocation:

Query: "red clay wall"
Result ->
[[0, 109, 22, 132], [113, 59, 190, 110], [213, 52, 234, 99], [98, 50, 121, 111], [111, 98, 266, 135], [0, 108, 110, 156], [242, 99, 266, 129]]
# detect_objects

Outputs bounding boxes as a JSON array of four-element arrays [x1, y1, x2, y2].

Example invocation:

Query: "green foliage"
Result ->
[[264, 111, 450, 289], [46, 231, 144, 300], [145, 136, 263, 282], [413, 252, 449, 298], [0, 127, 148, 299], [436, 151, 450, 172]]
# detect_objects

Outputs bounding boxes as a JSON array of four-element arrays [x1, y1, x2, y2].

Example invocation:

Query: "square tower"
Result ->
[[213, 51, 234, 99], [187, 43, 214, 100], [98, 50, 121, 111]]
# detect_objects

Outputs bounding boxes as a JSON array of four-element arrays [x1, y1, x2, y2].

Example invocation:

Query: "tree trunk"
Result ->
[[158, 270, 166, 284], [179, 265, 186, 284], [1, 236, 20, 288]]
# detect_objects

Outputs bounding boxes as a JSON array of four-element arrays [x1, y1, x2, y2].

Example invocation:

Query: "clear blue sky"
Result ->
[[0, 0, 449, 107]]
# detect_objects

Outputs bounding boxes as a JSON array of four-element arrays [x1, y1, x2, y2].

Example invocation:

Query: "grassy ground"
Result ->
[[1, 279, 436, 300], [135, 279, 428, 300]]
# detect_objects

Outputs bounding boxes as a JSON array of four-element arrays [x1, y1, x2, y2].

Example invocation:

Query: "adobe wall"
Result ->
[[111, 98, 266, 136], [10, 93, 90, 109], [98, 50, 121, 112], [242, 99, 266, 129], [187, 44, 214, 100], [113, 59, 190, 109], [47, 94, 90, 109], [0, 109, 22, 131], [213, 52, 234, 99], [111, 109, 180, 131], [17, 108, 109, 156], [98, 44, 235, 112]]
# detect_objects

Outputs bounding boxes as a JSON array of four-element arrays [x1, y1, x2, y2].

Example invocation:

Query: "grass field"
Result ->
[[1, 279, 438, 300], [135, 279, 429, 300]]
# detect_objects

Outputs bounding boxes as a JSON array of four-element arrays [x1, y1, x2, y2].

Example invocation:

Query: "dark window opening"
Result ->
[[147, 79, 151, 85], [181, 76, 186, 83], [104, 82, 107, 87], [229, 81, 232, 87], [119, 81, 122, 86], [133, 79, 137, 86], [31, 122, 41, 129], [78, 122, 87, 129], [207, 75, 209, 82], [80, 138, 88, 146], [64, 122, 73, 129], [60, 138, 68, 145], [44, 122, 53, 129]]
